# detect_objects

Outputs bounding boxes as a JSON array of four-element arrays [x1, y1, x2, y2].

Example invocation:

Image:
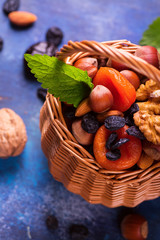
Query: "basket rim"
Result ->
[[46, 39, 160, 186]]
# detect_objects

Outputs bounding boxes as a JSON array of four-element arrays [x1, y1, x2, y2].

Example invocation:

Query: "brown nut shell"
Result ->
[[72, 119, 94, 145], [121, 214, 148, 240]]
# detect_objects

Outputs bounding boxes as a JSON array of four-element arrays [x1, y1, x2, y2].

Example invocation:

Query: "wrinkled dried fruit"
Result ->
[[81, 112, 99, 134], [104, 116, 125, 131], [37, 87, 47, 102], [106, 132, 118, 150], [125, 103, 139, 116], [3, 0, 19, 14], [125, 115, 135, 127], [69, 224, 89, 240], [24, 42, 57, 79], [126, 126, 145, 140], [0, 38, 3, 51], [46, 215, 58, 230], [106, 149, 121, 161], [111, 138, 130, 150], [46, 26, 63, 46]]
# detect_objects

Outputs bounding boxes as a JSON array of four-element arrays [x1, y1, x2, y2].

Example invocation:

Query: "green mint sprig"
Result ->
[[140, 17, 160, 51], [24, 54, 94, 107]]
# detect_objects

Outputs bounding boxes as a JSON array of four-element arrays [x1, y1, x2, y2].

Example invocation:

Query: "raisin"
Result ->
[[106, 132, 118, 150], [126, 126, 145, 140], [3, 0, 20, 14], [69, 224, 89, 240], [81, 112, 99, 134], [106, 149, 121, 161], [46, 27, 63, 46], [24, 42, 57, 80], [124, 103, 139, 116], [46, 215, 58, 230], [125, 115, 135, 127], [37, 87, 47, 102], [0, 38, 3, 51], [104, 116, 125, 131], [111, 138, 129, 150]]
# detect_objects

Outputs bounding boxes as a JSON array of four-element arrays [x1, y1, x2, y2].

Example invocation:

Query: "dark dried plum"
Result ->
[[46, 215, 58, 230], [106, 132, 118, 150], [111, 138, 129, 150], [81, 112, 99, 134], [104, 116, 125, 131], [124, 103, 139, 116], [125, 115, 135, 127], [106, 149, 121, 161], [3, 0, 19, 14], [126, 126, 145, 140], [0, 38, 3, 51], [37, 87, 47, 102], [24, 41, 57, 80], [46, 26, 63, 46], [69, 224, 89, 240]]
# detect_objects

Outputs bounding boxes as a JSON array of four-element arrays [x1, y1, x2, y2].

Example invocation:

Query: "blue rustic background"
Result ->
[[0, 0, 160, 239]]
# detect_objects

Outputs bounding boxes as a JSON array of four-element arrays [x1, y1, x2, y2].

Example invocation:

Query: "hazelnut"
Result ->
[[72, 119, 94, 145], [120, 70, 140, 90], [74, 57, 98, 78], [111, 60, 130, 71], [89, 85, 113, 113], [0, 108, 27, 158], [135, 46, 159, 68], [121, 214, 148, 240]]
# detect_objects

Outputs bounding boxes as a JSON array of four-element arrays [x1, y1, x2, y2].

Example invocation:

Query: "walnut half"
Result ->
[[0, 108, 27, 158]]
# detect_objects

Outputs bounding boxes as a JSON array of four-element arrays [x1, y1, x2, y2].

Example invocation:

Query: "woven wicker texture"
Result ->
[[40, 40, 160, 207]]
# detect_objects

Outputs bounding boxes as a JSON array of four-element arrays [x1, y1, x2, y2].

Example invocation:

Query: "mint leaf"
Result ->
[[140, 17, 160, 51], [24, 54, 94, 107]]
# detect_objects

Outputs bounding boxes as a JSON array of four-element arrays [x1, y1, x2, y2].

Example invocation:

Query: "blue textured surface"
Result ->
[[0, 0, 160, 239]]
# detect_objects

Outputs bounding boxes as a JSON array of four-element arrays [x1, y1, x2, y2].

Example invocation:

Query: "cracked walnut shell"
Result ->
[[136, 79, 160, 101], [134, 101, 160, 145], [0, 108, 27, 158]]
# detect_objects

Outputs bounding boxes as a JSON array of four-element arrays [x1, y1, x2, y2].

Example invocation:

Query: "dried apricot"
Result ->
[[93, 67, 136, 112], [93, 125, 142, 170]]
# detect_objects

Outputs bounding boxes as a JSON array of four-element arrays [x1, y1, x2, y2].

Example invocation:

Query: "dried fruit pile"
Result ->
[[62, 45, 160, 171]]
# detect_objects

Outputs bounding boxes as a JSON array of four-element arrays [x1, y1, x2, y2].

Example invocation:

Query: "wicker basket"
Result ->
[[39, 40, 160, 208]]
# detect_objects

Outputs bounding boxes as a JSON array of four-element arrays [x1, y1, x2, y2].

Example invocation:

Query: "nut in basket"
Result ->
[[25, 40, 160, 207]]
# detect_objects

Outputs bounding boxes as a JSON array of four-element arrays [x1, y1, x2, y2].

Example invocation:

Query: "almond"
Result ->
[[8, 11, 37, 27], [137, 152, 154, 170], [75, 98, 91, 117]]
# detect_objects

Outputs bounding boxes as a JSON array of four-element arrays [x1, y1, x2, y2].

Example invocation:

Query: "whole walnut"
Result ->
[[0, 108, 27, 158]]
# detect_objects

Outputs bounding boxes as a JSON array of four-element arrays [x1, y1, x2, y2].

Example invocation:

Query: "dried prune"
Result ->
[[24, 41, 57, 80], [126, 126, 145, 140], [37, 87, 47, 102], [124, 103, 139, 116], [69, 224, 89, 240], [46, 215, 58, 230], [111, 138, 129, 150], [46, 26, 63, 46], [106, 132, 118, 150], [3, 0, 19, 14], [81, 112, 99, 134], [106, 149, 121, 161], [0, 38, 3, 51], [125, 115, 135, 127], [104, 116, 125, 131]]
